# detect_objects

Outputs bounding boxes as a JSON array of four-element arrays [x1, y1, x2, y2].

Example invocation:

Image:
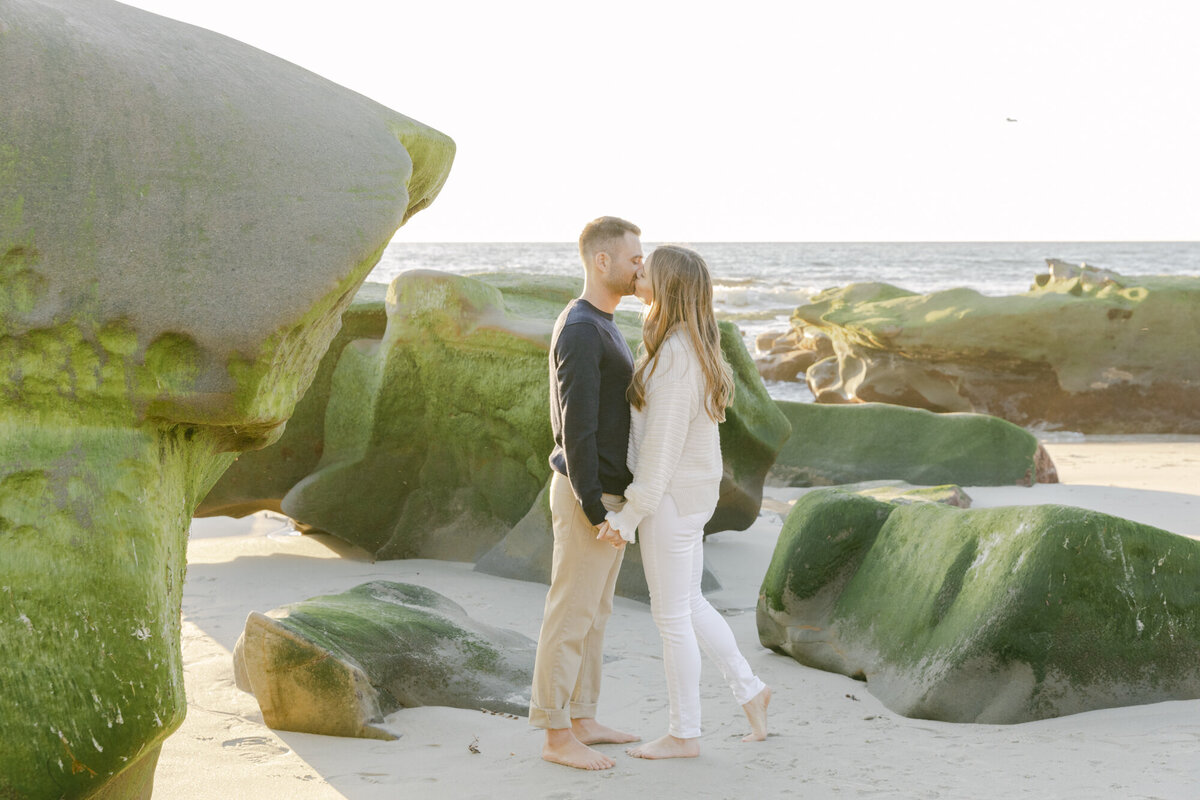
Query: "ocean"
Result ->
[[368, 241, 1200, 403]]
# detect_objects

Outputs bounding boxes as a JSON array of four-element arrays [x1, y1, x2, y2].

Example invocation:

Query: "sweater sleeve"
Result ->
[[606, 344, 697, 542], [554, 322, 609, 526]]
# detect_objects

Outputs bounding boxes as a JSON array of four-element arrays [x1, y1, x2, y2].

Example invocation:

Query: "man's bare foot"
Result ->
[[571, 717, 639, 745], [627, 734, 700, 759], [741, 685, 771, 742], [543, 728, 614, 770]]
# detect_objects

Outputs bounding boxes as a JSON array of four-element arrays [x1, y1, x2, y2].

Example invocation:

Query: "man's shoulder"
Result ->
[[555, 301, 616, 341], [558, 298, 610, 326]]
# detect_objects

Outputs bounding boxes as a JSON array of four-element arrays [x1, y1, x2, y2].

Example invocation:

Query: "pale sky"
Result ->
[[118, 0, 1199, 242]]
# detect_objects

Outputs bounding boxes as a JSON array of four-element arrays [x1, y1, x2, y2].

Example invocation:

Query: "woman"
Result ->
[[601, 244, 770, 759]]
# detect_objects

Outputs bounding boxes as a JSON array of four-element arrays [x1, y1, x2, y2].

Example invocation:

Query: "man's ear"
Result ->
[[594, 251, 610, 272]]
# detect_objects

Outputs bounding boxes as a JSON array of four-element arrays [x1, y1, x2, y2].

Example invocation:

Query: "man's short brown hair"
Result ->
[[578, 216, 641, 263]]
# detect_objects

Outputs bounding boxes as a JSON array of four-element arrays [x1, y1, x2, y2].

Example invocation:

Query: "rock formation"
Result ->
[[759, 489, 1200, 723], [202, 271, 791, 560], [234, 582, 535, 738], [793, 265, 1200, 433], [0, 1, 453, 796], [770, 401, 1057, 487], [754, 327, 834, 382]]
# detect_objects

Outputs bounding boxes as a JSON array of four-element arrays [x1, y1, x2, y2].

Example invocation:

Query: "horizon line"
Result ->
[[389, 239, 1200, 245]]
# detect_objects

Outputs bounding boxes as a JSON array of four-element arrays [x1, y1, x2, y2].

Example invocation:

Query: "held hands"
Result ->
[[595, 521, 625, 549]]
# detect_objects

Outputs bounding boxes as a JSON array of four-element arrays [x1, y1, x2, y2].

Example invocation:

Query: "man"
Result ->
[[529, 216, 643, 770]]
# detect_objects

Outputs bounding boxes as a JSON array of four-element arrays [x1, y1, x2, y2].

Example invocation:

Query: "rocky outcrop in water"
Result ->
[[759, 489, 1200, 723], [0, 1, 453, 796], [793, 263, 1200, 433]]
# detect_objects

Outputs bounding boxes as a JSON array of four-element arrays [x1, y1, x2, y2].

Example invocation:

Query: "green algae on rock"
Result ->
[[794, 267, 1200, 433], [279, 271, 559, 561], [219, 270, 789, 560], [0, 0, 454, 796], [758, 489, 1200, 723], [769, 401, 1054, 488], [197, 283, 391, 518], [233, 581, 536, 738]]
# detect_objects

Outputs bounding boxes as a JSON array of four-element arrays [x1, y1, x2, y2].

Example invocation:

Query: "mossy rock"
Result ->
[[758, 489, 1200, 723], [233, 581, 535, 737], [474, 478, 721, 602], [794, 271, 1200, 433], [769, 401, 1050, 487], [265, 270, 788, 560], [197, 283, 391, 517], [848, 481, 973, 508], [0, 1, 453, 796], [280, 271, 561, 560]]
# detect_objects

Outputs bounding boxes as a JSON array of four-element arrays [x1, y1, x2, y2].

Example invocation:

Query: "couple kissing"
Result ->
[[528, 216, 771, 770]]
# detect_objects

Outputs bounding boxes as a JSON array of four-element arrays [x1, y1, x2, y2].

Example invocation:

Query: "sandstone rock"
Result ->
[[794, 272, 1200, 433], [217, 270, 788, 559], [754, 327, 834, 382], [1037, 258, 1125, 290], [474, 479, 721, 603], [756, 349, 820, 382], [850, 481, 973, 508], [0, 1, 453, 795], [759, 489, 1200, 723], [233, 582, 535, 738], [769, 401, 1053, 487], [805, 357, 848, 404]]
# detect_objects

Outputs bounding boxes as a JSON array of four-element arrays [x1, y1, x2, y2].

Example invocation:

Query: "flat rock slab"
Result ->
[[770, 401, 1054, 487]]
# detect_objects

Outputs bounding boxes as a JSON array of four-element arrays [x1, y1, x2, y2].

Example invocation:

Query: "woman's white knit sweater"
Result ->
[[606, 331, 723, 543]]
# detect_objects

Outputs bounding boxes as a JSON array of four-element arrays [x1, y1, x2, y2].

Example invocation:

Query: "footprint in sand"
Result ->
[[220, 736, 290, 762]]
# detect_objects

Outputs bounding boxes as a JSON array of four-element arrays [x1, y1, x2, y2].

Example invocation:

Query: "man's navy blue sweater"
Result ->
[[548, 299, 634, 525]]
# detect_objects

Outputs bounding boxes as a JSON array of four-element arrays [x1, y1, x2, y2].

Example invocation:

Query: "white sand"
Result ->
[[156, 441, 1200, 799]]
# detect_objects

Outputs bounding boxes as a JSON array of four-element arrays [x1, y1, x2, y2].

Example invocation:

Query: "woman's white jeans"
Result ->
[[639, 495, 766, 739]]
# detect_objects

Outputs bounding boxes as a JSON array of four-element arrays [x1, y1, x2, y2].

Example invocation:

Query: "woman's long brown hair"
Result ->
[[627, 245, 734, 422]]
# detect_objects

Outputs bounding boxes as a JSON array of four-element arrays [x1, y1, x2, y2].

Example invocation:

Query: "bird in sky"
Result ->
[[1006, 117, 1018, 122]]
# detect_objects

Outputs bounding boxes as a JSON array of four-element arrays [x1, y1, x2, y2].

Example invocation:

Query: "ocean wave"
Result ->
[[712, 283, 816, 310]]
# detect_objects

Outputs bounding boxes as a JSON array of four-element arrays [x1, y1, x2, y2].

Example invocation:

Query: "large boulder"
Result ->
[[233, 582, 535, 738], [795, 265, 1200, 433], [0, 1, 453, 796], [769, 400, 1057, 487], [280, 271, 562, 560], [217, 270, 789, 560], [758, 489, 1200, 723], [197, 284, 391, 517]]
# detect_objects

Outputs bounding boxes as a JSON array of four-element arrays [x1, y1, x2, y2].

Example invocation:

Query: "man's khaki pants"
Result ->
[[528, 471, 625, 729]]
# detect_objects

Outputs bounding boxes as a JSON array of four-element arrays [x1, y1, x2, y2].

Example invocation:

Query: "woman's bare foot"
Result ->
[[741, 686, 771, 742], [543, 728, 615, 770], [627, 734, 700, 759], [572, 717, 639, 745]]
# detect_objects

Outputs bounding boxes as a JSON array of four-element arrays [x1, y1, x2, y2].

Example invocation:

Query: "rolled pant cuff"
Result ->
[[569, 702, 597, 719], [528, 705, 572, 730]]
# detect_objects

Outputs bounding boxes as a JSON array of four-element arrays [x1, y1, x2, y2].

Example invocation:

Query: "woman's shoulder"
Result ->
[[650, 329, 700, 379]]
